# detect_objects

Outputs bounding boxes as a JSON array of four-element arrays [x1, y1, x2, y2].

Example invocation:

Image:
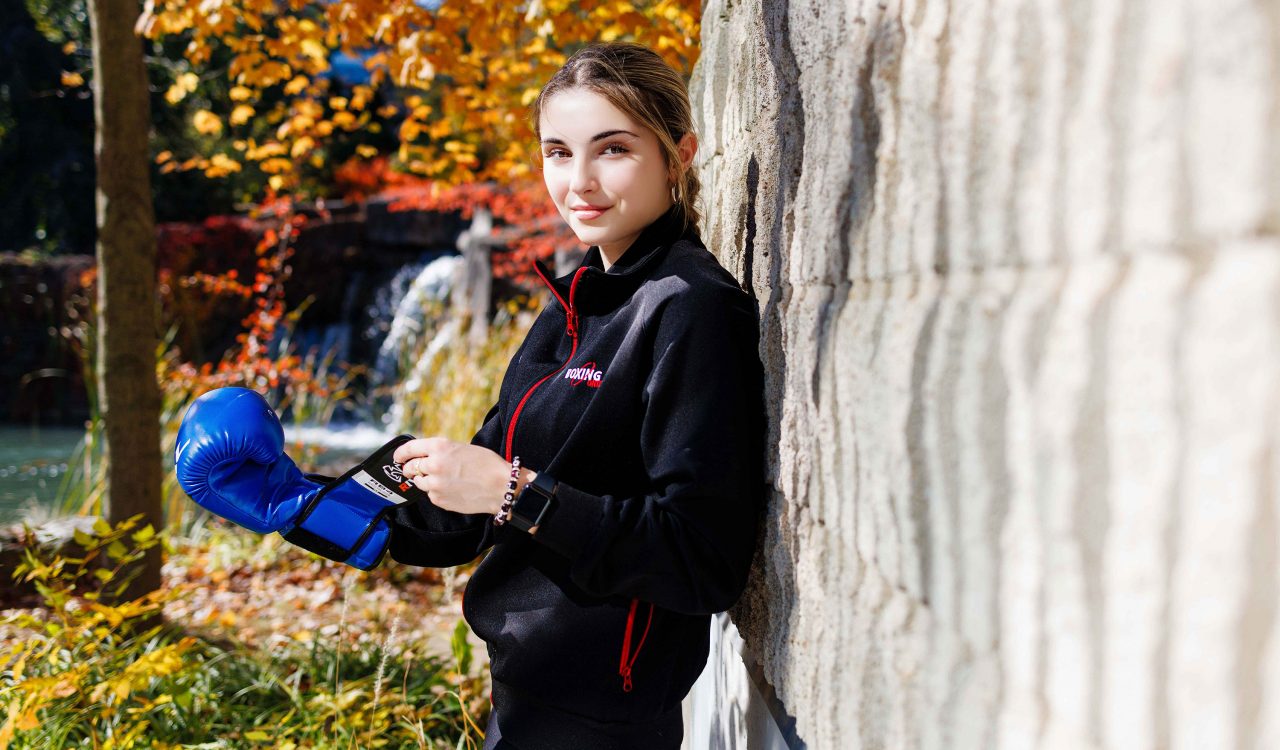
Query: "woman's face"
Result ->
[[539, 87, 674, 263]]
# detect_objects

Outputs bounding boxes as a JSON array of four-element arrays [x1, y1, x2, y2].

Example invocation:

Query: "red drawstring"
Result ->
[[619, 598, 654, 692]]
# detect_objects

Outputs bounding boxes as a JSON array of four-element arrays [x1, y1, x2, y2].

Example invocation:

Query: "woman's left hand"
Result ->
[[392, 437, 514, 516]]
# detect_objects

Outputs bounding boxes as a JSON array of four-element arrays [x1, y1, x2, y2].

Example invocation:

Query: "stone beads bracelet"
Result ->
[[493, 455, 521, 526]]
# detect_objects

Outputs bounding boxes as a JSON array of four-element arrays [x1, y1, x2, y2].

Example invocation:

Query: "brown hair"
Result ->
[[531, 42, 702, 235]]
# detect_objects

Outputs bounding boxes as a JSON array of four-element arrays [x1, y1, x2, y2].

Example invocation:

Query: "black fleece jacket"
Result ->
[[387, 204, 766, 749]]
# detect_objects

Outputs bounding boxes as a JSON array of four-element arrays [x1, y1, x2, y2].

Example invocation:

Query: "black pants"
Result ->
[[482, 711, 518, 750], [479, 683, 683, 750]]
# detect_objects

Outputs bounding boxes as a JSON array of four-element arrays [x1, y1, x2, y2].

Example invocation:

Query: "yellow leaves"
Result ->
[[101, 720, 152, 750], [398, 119, 421, 142], [13, 669, 83, 701], [300, 38, 328, 61], [331, 111, 357, 130], [193, 109, 223, 136], [88, 638, 197, 706], [426, 119, 453, 140], [246, 141, 287, 160], [350, 85, 373, 111], [229, 50, 264, 81], [259, 157, 294, 174], [165, 71, 200, 104], [206, 153, 243, 177], [139, 0, 702, 191], [87, 598, 162, 628], [230, 104, 255, 126], [290, 136, 315, 157], [356, 144, 378, 158], [294, 98, 324, 119], [14, 705, 39, 731], [308, 685, 368, 713], [61, 71, 84, 88], [275, 117, 301, 139], [284, 74, 310, 95], [258, 60, 294, 87], [1, 663, 90, 740]]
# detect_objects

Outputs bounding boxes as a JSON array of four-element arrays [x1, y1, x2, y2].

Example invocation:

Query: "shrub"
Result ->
[[0, 516, 487, 749]]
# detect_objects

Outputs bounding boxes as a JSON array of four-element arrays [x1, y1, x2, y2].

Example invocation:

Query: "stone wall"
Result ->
[[690, 0, 1280, 747]]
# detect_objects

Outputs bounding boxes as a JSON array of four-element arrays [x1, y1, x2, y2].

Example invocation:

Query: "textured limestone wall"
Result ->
[[689, 0, 1280, 748]]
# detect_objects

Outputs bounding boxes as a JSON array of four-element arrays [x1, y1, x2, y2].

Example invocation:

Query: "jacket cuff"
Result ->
[[530, 479, 604, 560]]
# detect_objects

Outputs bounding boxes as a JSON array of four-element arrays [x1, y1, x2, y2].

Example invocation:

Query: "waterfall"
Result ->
[[281, 252, 461, 457], [370, 254, 461, 388]]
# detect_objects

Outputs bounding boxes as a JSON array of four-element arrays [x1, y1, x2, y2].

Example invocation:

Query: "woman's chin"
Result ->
[[570, 227, 608, 247]]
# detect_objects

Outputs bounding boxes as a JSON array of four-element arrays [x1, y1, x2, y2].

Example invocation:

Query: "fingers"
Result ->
[[405, 455, 434, 479], [392, 436, 447, 466]]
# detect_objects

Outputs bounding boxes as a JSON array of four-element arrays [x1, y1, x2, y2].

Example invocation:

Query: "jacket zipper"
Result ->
[[619, 599, 654, 692], [511, 262, 655, 693], [504, 264, 586, 461]]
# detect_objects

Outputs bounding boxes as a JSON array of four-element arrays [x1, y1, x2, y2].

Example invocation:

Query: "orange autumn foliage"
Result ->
[[136, 0, 701, 190]]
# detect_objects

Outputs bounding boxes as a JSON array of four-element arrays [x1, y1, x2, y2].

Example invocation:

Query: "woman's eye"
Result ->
[[603, 143, 629, 155], [544, 149, 568, 159]]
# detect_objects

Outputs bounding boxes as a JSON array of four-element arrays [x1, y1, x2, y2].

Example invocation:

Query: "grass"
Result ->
[[0, 517, 489, 749]]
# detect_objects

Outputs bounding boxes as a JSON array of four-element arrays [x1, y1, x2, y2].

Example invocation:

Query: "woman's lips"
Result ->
[[572, 206, 609, 220]]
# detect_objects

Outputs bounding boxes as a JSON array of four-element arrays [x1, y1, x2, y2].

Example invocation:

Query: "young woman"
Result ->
[[386, 42, 767, 750]]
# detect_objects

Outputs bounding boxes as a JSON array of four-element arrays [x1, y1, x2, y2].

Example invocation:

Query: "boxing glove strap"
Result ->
[[282, 434, 425, 566], [283, 503, 397, 564]]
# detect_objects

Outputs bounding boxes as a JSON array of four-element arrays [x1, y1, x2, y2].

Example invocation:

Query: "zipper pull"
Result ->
[[566, 310, 578, 338]]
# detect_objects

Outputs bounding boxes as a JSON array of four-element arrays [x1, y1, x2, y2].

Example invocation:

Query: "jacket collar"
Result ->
[[533, 204, 697, 312]]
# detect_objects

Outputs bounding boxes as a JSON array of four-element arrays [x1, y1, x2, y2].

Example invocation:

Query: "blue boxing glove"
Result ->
[[175, 387, 426, 570]]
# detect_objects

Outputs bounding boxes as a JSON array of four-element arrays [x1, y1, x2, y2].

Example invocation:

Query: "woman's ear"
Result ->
[[677, 131, 698, 171]]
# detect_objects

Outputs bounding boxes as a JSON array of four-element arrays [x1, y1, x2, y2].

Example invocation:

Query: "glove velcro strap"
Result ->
[[283, 503, 396, 569], [282, 434, 423, 570]]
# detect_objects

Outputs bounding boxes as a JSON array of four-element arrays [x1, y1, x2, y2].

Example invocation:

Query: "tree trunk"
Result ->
[[88, 0, 162, 598]]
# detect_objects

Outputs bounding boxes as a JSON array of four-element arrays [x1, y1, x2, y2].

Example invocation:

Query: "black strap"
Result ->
[[281, 434, 418, 564]]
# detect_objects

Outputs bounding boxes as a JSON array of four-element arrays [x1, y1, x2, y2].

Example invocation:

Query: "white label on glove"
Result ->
[[352, 470, 396, 500]]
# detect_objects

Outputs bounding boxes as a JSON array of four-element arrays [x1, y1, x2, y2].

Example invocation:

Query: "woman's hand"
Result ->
[[392, 437, 535, 516]]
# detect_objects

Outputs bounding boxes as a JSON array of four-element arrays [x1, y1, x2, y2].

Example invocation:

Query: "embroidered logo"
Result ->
[[564, 361, 605, 388]]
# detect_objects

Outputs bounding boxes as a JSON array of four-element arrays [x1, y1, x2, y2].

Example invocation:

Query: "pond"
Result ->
[[0, 425, 86, 526]]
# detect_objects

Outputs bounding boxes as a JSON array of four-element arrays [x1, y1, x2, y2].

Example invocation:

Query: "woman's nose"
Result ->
[[569, 158, 597, 194]]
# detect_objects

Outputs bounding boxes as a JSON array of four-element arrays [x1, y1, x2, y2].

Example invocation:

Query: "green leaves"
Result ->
[[450, 619, 473, 677], [2, 525, 488, 749]]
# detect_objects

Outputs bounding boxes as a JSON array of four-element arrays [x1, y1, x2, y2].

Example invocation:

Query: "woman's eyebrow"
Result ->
[[540, 129, 639, 145]]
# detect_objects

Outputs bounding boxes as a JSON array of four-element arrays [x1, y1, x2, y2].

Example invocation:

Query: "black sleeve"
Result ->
[[530, 284, 767, 615], [385, 399, 503, 567]]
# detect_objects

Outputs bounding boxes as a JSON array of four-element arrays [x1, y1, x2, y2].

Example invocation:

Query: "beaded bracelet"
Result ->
[[493, 455, 521, 526]]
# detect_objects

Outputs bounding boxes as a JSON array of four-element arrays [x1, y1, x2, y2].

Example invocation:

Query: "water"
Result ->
[[0, 243, 463, 524], [0, 425, 85, 526], [370, 254, 460, 387]]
